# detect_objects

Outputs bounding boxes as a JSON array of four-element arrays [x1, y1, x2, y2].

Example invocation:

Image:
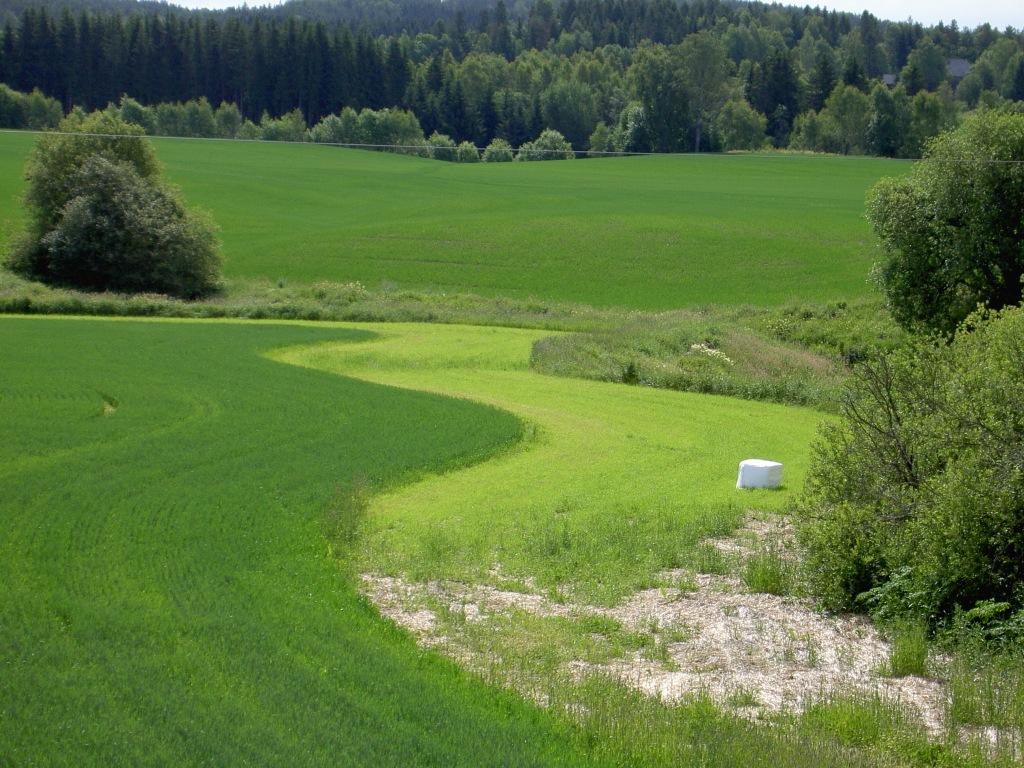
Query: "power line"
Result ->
[[2, 127, 1024, 163]]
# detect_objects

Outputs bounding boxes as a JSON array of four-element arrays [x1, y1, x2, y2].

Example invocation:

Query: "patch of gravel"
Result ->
[[360, 514, 948, 735], [598, 571, 946, 733]]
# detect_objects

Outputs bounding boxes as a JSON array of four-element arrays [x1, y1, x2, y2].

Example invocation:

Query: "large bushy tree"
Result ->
[[867, 110, 1024, 335], [6, 111, 221, 298]]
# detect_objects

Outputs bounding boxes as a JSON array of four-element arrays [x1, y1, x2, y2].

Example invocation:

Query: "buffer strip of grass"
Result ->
[[272, 321, 825, 606]]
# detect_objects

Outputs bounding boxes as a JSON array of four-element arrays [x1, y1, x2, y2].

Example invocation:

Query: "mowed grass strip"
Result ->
[[0, 132, 906, 309], [276, 323, 825, 604], [0, 317, 599, 767]]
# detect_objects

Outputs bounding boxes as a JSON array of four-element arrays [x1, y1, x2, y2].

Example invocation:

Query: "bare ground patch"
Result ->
[[361, 513, 949, 735]]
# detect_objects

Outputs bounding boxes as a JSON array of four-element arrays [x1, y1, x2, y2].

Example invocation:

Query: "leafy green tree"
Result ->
[[0, 84, 27, 128], [185, 97, 217, 137], [901, 85, 959, 157], [587, 121, 612, 155], [155, 103, 187, 136], [117, 95, 157, 134], [789, 110, 829, 152], [19, 111, 160, 235], [427, 130, 457, 160], [259, 108, 307, 142], [822, 84, 870, 154], [36, 156, 220, 297], [236, 119, 261, 139], [21, 88, 62, 129], [714, 99, 766, 150], [867, 111, 1024, 334], [1007, 53, 1024, 102], [214, 102, 243, 138], [6, 113, 220, 298], [679, 31, 732, 151], [539, 79, 597, 150], [866, 83, 909, 157], [610, 102, 652, 153], [902, 38, 946, 92], [632, 45, 689, 152]]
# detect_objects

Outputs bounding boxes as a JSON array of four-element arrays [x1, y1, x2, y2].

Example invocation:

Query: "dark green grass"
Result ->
[[0, 132, 907, 310], [0, 316, 593, 766]]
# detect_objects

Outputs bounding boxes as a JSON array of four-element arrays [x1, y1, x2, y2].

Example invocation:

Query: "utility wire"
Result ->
[[2, 127, 1024, 163]]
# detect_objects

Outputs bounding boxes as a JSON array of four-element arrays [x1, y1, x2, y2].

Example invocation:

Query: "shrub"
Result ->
[[482, 138, 514, 162], [214, 101, 242, 138], [455, 141, 479, 162], [516, 129, 575, 161], [427, 131, 457, 161], [796, 306, 1024, 630], [6, 113, 221, 298], [0, 85, 62, 130], [39, 157, 220, 297], [259, 109, 308, 142]]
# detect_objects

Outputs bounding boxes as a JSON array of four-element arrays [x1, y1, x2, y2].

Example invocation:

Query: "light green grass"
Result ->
[[0, 316, 596, 767], [0, 132, 907, 310], [275, 322, 825, 604]]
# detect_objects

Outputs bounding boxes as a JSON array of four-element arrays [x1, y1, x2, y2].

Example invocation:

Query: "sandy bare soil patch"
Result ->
[[361, 514, 948, 735]]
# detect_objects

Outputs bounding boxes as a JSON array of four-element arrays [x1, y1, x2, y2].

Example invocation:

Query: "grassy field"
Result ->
[[275, 323, 824, 604], [0, 316, 602, 766], [0, 132, 907, 310], [3, 315, 912, 767]]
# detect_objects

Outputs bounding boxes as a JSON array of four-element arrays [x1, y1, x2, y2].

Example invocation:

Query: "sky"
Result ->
[[170, 0, 1021, 30]]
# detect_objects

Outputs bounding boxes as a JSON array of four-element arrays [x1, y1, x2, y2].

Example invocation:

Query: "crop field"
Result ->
[[0, 132, 907, 309], [0, 315, 834, 765], [0, 317, 594, 766]]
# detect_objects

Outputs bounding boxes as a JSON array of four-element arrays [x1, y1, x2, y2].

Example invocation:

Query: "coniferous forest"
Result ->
[[0, 0, 1023, 156]]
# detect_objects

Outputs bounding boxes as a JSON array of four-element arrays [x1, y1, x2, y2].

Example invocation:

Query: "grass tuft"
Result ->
[[742, 543, 796, 596], [887, 621, 930, 677]]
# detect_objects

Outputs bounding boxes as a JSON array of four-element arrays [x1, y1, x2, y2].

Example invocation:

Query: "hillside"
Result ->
[[0, 133, 907, 309]]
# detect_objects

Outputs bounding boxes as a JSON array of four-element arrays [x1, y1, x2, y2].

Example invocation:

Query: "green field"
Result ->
[[7, 133, 987, 766], [1, 316, 828, 765], [0, 132, 907, 310], [0, 317, 597, 766]]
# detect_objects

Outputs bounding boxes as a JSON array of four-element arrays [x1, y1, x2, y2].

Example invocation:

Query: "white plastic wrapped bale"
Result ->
[[736, 459, 783, 489]]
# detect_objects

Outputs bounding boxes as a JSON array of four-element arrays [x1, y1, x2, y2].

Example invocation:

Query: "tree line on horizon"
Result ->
[[1, 0, 1023, 157]]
